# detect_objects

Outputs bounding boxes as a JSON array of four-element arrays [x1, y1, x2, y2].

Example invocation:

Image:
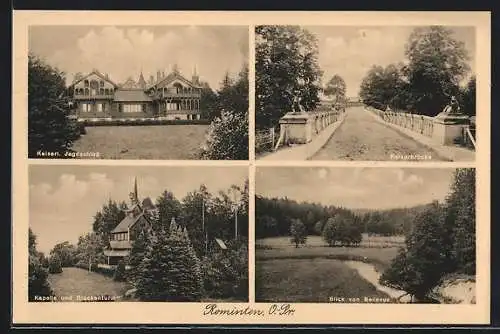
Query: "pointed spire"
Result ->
[[134, 177, 138, 202]]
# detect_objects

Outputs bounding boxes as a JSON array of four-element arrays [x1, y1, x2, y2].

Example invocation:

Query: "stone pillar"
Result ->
[[278, 112, 314, 144], [432, 112, 470, 145]]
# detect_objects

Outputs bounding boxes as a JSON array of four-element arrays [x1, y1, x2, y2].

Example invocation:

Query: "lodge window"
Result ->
[[100, 80, 104, 87], [122, 104, 143, 113], [81, 103, 91, 112], [104, 88, 109, 95], [84, 80, 89, 87], [97, 103, 103, 112], [84, 88, 89, 96]]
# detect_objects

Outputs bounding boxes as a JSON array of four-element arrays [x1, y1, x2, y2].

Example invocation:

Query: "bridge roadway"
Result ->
[[310, 106, 445, 161]]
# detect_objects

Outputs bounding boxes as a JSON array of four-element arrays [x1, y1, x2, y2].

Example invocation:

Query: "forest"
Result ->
[[255, 195, 431, 240]]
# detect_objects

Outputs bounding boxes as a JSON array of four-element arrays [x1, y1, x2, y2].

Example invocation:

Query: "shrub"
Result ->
[[48, 255, 63, 274], [28, 254, 53, 301], [199, 110, 249, 160], [113, 260, 127, 282]]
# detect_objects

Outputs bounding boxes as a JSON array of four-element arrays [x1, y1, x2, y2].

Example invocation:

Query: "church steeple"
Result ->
[[192, 65, 199, 85], [138, 69, 146, 89]]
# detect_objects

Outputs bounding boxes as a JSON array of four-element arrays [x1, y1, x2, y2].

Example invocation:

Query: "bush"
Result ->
[[29, 254, 53, 301], [48, 255, 63, 274], [201, 243, 248, 301], [289, 218, 307, 248], [113, 260, 127, 282], [199, 110, 249, 160]]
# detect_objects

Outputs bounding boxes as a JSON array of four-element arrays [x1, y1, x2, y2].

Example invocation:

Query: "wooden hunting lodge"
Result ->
[[68, 66, 203, 121]]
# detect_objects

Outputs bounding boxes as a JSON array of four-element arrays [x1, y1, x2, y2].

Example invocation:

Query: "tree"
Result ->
[[199, 82, 219, 121], [256, 25, 323, 129], [200, 65, 249, 160], [127, 229, 151, 283], [314, 220, 324, 235], [289, 218, 307, 248], [28, 229, 53, 300], [322, 216, 340, 247], [135, 221, 204, 301], [155, 191, 182, 232], [48, 254, 63, 274], [445, 168, 476, 274], [92, 200, 128, 249], [181, 185, 212, 258], [324, 74, 347, 104], [459, 76, 476, 117], [50, 241, 77, 267], [403, 26, 471, 116], [28, 53, 81, 157], [380, 202, 449, 301], [113, 260, 127, 282]]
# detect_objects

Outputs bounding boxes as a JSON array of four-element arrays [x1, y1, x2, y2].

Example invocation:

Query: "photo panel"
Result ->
[[255, 166, 477, 304], [255, 25, 477, 162], [27, 165, 249, 303], [28, 25, 249, 161]]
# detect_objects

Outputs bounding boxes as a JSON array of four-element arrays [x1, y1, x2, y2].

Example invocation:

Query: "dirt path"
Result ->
[[48, 267, 129, 301], [310, 107, 444, 161], [343, 261, 411, 302]]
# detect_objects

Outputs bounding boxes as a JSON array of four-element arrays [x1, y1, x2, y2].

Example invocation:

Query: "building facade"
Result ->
[[69, 68, 203, 121]]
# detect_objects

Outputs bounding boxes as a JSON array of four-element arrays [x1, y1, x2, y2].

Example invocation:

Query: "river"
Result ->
[[343, 260, 412, 303]]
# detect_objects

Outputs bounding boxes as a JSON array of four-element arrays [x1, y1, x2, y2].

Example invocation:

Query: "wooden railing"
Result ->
[[255, 127, 276, 153]]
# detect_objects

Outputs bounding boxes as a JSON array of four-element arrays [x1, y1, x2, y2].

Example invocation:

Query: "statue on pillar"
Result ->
[[442, 96, 461, 115], [291, 91, 305, 114]]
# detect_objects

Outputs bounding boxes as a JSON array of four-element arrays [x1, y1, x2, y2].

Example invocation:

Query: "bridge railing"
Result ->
[[370, 108, 435, 138]]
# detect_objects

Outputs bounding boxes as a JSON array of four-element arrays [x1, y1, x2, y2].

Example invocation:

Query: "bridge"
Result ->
[[258, 103, 475, 161]]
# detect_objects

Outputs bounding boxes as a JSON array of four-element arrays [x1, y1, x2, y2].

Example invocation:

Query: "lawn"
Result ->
[[48, 267, 130, 302], [72, 125, 209, 159], [255, 258, 391, 303], [256, 235, 402, 271]]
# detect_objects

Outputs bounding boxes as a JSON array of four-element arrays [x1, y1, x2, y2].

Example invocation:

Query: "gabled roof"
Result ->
[[112, 212, 147, 233], [70, 69, 118, 88], [114, 89, 153, 102], [148, 71, 202, 90]]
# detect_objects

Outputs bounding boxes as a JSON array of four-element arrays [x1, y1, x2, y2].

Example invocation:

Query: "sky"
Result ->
[[29, 165, 248, 254], [256, 167, 459, 210], [29, 25, 249, 90], [305, 26, 476, 97]]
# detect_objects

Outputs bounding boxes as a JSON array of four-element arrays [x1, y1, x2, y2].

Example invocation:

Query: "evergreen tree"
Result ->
[[135, 221, 204, 301], [113, 260, 127, 282], [289, 218, 307, 248], [445, 168, 476, 274], [155, 191, 182, 232], [127, 229, 150, 284], [28, 53, 81, 157]]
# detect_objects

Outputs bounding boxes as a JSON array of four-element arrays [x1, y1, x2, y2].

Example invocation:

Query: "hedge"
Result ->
[[78, 119, 211, 127]]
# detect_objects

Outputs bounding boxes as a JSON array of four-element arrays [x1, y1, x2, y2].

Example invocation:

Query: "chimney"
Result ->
[[162, 71, 165, 78], [157, 71, 161, 82], [149, 75, 154, 84]]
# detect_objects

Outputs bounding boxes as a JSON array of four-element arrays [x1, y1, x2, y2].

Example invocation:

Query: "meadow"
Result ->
[[255, 235, 405, 302], [71, 125, 209, 159], [48, 267, 130, 302]]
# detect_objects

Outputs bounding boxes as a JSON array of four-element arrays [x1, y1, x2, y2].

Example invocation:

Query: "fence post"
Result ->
[[270, 127, 275, 150]]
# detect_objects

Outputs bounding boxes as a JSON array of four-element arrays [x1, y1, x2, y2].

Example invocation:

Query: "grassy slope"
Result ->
[[72, 125, 209, 159], [48, 267, 130, 301], [256, 258, 391, 302]]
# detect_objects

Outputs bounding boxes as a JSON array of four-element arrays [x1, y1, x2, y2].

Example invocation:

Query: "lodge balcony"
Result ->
[[74, 94, 114, 100]]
